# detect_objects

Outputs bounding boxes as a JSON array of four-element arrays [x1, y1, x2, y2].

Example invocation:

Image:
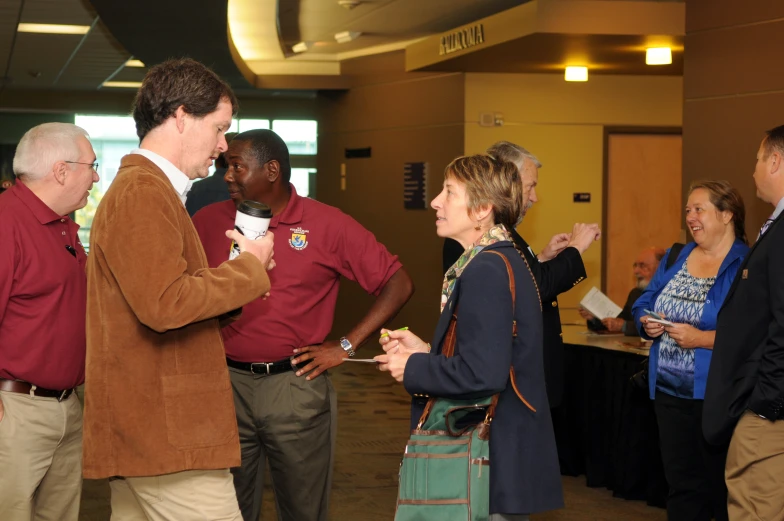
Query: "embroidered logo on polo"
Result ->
[[289, 227, 309, 250]]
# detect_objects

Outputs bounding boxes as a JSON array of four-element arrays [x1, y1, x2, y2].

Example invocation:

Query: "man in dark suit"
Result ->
[[703, 125, 784, 521], [443, 142, 600, 407]]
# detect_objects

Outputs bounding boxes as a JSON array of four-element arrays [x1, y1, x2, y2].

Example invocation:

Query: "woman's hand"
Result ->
[[641, 315, 666, 338], [375, 352, 412, 382], [664, 323, 705, 349], [379, 328, 429, 355]]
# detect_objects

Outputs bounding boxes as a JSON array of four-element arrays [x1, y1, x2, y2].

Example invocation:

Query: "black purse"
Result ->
[[628, 242, 685, 391]]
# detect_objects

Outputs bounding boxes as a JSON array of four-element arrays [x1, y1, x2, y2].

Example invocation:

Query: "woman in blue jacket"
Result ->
[[633, 180, 749, 521], [376, 155, 563, 520]]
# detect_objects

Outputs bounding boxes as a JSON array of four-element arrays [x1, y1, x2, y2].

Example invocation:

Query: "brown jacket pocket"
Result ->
[[161, 371, 237, 449]]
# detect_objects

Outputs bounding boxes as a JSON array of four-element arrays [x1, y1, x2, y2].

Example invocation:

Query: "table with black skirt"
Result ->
[[551, 325, 667, 507]]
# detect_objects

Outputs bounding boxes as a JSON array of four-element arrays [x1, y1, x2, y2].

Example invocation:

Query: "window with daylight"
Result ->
[[72, 115, 317, 247]]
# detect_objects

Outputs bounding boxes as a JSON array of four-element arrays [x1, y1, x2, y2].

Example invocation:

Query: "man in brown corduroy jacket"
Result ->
[[83, 58, 275, 520]]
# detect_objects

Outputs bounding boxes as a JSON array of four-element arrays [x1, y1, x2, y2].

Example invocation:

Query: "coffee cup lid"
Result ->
[[238, 200, 272, 218]]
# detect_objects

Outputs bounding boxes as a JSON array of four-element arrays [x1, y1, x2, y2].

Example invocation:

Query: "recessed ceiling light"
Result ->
[[18, 23, 90, 35], [292, 41, 313, 53], [125, 59, 145, 68], [565, 66, 588, 82], [646, 47, 672, 66], [334, 31, 361, 44], [102, 81, 142, 88]]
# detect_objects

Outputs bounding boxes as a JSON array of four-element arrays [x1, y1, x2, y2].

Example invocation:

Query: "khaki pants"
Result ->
[[228, 367, 337, 521], [109, 469, 242, 521], [726, 411, 784, 521], [0, 390, 83, 521]]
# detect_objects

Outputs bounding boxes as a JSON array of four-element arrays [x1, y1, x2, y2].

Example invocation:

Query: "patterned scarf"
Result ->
[[441, 224, 513, 312]]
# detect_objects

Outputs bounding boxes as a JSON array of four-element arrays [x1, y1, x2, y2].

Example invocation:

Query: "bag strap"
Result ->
[[415, 249, 533, 430], [485, 251, 536, 415], [666, 242, 685, 270]]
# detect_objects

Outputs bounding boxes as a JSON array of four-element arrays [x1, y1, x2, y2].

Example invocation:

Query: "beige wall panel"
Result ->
[[317, 76, 464, 345], [464, 123, 605, 314], [684, 21, 784, 100], [465, 74, 682, 127], [606, 134, 682, 307], [464, 72, 683, 321], [319, 73, 465, 134], [686, 0, 784, 33], [682, 94, 784, 240]]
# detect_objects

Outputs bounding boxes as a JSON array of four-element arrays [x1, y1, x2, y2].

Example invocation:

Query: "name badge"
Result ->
[[742, 269, 748, 280]]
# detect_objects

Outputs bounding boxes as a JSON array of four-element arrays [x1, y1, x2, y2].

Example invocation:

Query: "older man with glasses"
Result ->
[[0, 122, 99, 521]]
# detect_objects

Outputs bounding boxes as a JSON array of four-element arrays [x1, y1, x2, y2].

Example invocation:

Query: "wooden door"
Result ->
[[605, 133, 683, 307]]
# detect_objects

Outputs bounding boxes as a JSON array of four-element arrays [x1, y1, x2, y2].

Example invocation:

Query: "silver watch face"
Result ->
[[340, 337, 352, 351]]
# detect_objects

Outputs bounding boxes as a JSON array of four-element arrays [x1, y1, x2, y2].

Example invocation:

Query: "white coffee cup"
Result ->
[[229, 200, 273, 260]]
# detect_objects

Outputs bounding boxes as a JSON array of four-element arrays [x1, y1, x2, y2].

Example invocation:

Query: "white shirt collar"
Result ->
[[131, 148, 193, 206], [771, 196, 784, 222]]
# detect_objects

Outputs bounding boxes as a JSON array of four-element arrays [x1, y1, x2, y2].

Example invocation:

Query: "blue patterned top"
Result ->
[[633, 240, 749, 400], [654, 260, 716, 398]]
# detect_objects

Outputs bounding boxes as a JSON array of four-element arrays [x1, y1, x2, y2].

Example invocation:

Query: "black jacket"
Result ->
[[703, 212, 784, 445], [185, 167, 229, 217], [443, 231, 586, 407], [412, 242, 564, 514]]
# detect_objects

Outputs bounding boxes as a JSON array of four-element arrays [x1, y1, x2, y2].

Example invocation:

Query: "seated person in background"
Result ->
[[579, 246, 664, 334]]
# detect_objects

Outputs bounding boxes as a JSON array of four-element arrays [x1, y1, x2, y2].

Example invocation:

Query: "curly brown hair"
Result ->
[[132, 58, 238, 141], [689, 180, 747, 245], [444, 154, 523, 230]]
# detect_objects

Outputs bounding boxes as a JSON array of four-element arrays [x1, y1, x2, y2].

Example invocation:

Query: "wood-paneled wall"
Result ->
[[317, 53, 465, 342], [683, 0, 784, 239]]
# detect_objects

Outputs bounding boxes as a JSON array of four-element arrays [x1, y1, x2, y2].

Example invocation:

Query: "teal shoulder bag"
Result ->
[[394, 250, 536, 521]]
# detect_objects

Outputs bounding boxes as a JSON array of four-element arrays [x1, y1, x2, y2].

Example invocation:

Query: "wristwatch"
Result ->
[[339, 337, 355, 357]]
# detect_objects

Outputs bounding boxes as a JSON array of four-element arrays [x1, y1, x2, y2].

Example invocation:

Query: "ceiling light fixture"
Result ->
[[125, 59, 145, 68], [18, 23, 91, 35], [334, 31, 361, 44], [338, 0, 362, 8], [102, 81, 143, 88], [646, 47, 672, 65], [292, 41, 313, 53], [565, 66, 588, 82]]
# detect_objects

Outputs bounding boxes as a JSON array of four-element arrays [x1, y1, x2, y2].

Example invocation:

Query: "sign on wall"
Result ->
[[404, 162, 428, 210], [439, 24, 485, 56]]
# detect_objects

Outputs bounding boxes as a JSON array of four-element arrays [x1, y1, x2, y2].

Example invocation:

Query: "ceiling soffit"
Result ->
[[227, 0, 527, 86], [405, 0, 685, 75], [89, 0, 250, 88]]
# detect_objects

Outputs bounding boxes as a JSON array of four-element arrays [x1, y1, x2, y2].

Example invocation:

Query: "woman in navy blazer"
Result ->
[[632, 181, 749, 521], [376, 155, 563, 520]]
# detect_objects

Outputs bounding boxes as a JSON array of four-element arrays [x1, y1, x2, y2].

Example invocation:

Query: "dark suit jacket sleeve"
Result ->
[[404, 254, 513, 400], [749, 234, 784, 419], [508, 228, 586, 301], [533, 248, 586, 302]]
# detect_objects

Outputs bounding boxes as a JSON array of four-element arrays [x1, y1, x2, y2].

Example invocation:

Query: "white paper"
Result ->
[[580, 287, 622, 320]]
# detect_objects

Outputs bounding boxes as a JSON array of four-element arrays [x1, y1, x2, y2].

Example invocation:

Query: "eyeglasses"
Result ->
[[65, 161, 99, 172]]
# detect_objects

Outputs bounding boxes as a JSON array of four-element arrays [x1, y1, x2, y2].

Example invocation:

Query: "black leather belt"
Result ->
[[0, 378, 74, 401], [226, 357, 295, 376]]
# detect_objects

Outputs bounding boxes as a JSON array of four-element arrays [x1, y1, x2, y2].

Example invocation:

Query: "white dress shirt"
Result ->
[[131, 148, 193, 206]]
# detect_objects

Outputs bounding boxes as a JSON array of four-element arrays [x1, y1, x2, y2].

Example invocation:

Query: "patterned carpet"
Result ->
[[79, 353, 666, 520]]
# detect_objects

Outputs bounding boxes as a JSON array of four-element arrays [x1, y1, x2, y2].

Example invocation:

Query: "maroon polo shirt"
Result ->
[[0, 181, 88, 389], [193, 185, 402, 362]]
